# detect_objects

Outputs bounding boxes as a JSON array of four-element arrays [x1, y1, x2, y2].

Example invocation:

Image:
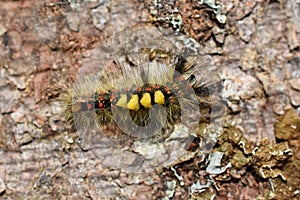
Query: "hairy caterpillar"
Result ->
[[61, 27, 223, 172]]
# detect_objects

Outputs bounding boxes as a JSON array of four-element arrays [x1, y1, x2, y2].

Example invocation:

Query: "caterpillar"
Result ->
[[60, 27, 224, 170]]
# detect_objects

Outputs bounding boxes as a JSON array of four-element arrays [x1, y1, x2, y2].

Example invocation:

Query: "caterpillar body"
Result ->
[[61, 27, 223, 172]]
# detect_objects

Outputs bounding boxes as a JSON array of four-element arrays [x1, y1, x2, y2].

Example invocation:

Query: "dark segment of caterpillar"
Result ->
[[71, 83, 181, 126]]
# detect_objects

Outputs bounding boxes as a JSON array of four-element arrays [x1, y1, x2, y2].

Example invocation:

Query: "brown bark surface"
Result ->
[[0, 0, 299, 199]]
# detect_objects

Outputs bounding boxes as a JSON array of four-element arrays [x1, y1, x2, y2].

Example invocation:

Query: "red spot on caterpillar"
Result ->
[[154, 84, 160, 89], [110, 95, 116, 102], [145, 87, 152, 91], [164, 87, 171, 94], [98, 96, 104, 101], [87, 103, 93, 110]]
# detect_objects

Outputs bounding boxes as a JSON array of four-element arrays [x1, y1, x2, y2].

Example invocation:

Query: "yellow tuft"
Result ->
[[140, 93, 152, 109], [127, 94, 140, 111], [116, 94, 128, 108], [154, 90, 165, 105]]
